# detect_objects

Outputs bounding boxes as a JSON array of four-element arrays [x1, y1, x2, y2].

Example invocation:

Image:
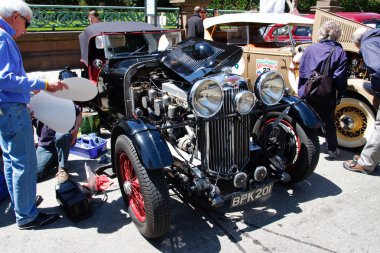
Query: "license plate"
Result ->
[[230, 183, 273, 208]]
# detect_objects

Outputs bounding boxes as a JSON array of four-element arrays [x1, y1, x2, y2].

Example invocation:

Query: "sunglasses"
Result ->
[[19, 15, 30, 29]]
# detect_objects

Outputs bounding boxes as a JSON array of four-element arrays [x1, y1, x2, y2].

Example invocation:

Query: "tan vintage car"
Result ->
[[204, 9, 377, 148]]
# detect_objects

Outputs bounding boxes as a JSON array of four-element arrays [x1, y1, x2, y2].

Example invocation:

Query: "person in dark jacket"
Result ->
[[186, 6, 204, 39], [343, 28, 380, 174], [298, 21, 347, 160]]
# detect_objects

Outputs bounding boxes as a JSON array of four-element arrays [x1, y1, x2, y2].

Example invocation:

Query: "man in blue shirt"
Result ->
[[0, 1, 67, 229], [344, 28, 380, 174]]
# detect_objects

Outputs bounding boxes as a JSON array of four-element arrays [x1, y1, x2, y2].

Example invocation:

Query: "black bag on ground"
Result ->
[[56, 179, 91, 222], [302, 47, 337, 103]]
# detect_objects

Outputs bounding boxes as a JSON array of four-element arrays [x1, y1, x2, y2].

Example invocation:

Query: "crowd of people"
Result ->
[[0, 1, 379, 231]]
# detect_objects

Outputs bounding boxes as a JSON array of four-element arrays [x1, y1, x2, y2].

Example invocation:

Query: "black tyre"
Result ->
[[256, 112, 320, 184], [114, 135, 169, 238]]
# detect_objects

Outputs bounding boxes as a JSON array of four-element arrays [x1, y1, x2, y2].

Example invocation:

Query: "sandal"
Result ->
[[343, 157, 371, 175]]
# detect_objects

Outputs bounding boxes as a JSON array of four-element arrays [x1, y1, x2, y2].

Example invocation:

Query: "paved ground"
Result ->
[[1, 137, 379, 253], [1, 70, 380, 252]]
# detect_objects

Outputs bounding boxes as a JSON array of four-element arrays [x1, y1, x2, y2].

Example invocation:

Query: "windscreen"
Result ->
[[101, 31, 181, 58]]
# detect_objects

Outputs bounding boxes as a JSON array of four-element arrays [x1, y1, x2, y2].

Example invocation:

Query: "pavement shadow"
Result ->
[[0, 196, 15, 228], [160, 172, 342, 246], [320, 142, 380, 176], [58, 196, 131, 234], [319, 141, 364, 162], [49, 158, 131, 234], [0, 186, 126, 232], [11, 194, 131, 233], [0, 157, 130, 233], [148, 193, 222, 253]]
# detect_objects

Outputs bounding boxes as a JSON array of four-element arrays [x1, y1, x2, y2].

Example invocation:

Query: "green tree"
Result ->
[[28, 0, 79, 4], [208, 0, 380, 13], [133, 0, 171, 7], [208, 0, 259, 10], [27, 0, 380, 12], [339, 0, 380, 12], [28, 0, 136, 6], [297, 0, 317, 13]]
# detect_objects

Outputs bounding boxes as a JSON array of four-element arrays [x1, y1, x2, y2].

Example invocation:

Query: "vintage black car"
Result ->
[[73, 22, 321, 238]]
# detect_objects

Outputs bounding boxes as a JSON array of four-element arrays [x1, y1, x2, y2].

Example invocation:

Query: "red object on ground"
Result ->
[[96, 174, 114, 191]]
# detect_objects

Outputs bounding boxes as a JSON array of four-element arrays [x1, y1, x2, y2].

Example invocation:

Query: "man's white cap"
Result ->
[[194, 6, 201, 12]]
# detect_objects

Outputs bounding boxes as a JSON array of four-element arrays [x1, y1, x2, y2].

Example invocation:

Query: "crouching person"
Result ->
[[33, 104, 82, 182]]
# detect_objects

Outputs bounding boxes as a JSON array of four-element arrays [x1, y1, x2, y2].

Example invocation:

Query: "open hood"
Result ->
[[312, 9, 374, 52], [159, 38, 243, 83]]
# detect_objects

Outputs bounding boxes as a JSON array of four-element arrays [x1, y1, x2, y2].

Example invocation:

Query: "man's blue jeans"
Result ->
[[36, 132, 72, 180], [0, 103, 39, 226]]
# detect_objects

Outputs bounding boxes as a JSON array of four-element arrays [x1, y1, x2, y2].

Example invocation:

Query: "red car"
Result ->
[[262, 23, 313, 43], [264, 12, 380, 43], [306, 12, 380, 28]]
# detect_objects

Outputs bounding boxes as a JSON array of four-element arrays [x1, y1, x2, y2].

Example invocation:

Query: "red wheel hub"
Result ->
[[119, 152, 146, 222]]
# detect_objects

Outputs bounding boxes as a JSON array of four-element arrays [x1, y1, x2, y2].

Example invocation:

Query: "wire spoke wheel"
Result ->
[[119, 152, 146, 222], [335, 97, 375, 148], [115, 135, 170, 238]]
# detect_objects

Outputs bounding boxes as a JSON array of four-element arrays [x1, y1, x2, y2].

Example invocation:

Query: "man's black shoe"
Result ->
[[19, 213, 59, 230]]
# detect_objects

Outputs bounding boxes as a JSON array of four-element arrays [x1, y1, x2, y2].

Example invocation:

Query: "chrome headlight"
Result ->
[[189, 78, 223, 118], [235, 91, 256, 115], [255, 71, 285, 106]]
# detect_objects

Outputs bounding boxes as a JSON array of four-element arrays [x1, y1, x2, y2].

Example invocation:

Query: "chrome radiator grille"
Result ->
[[199, 88, 251, 178]]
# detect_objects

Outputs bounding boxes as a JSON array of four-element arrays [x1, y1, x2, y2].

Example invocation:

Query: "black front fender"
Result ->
[[111, 117, 173, 170], [281, 95, 321, 129]]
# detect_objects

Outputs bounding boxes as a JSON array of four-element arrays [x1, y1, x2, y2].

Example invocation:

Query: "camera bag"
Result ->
[[302, 47, 337, 103], [55, 179, 91, 222]]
